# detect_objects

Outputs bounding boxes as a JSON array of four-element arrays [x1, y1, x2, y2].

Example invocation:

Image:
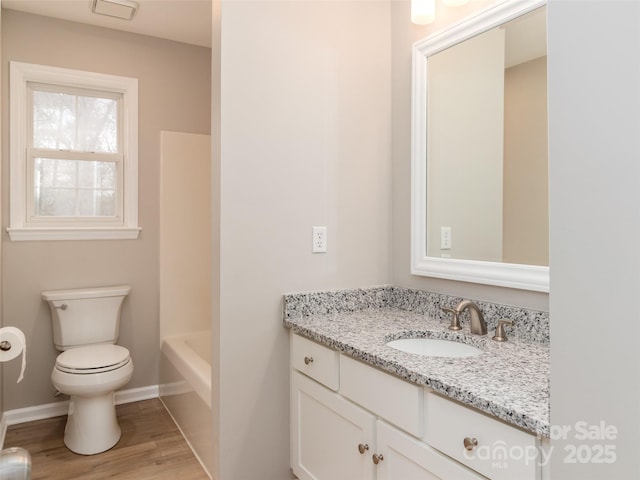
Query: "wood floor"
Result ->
[[4, 398, 209, 480]]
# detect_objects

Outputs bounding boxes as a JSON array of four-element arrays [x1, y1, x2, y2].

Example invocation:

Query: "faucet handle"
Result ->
[[492, 319, 514, 342], [442, 307, 462, 331]]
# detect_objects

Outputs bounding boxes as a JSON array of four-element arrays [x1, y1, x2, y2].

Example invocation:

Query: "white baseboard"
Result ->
[[115, 385, 159, 405], [0, 384, 159, 449], [3, 400, 69, 428]]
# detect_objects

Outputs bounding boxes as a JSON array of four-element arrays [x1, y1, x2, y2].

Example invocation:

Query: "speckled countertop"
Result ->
[[284, 306, 550, 438]]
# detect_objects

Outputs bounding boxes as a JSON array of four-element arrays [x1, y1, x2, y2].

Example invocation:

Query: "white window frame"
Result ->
[[8, 61, 140, 241]]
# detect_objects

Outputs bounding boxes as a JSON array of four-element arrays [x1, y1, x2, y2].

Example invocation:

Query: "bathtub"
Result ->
[[160, 332, 212, 477]]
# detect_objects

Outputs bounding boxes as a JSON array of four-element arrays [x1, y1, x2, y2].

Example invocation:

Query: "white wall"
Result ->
[[217, 1, 391, 478], [548, 1, 640, 477], [160, 132, 211, 339]]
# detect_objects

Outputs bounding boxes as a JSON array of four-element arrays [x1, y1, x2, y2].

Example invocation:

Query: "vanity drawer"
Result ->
[[426, 392, 539, 480], [291, 333, 339, 391], [340, 355, 423, 437]]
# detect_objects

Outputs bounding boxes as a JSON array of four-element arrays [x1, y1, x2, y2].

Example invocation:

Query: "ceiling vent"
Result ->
[[91, 0, 139, 20]]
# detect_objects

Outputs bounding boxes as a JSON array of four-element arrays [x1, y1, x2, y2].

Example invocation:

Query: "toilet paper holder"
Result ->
[[0, 326, 27, 383]]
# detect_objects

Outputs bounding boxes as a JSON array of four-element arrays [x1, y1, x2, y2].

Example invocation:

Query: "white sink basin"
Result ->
[[386, 338, 482, 358]]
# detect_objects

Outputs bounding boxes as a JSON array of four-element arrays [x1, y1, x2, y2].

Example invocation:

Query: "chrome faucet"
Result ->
[[442, 300, 487, 335]]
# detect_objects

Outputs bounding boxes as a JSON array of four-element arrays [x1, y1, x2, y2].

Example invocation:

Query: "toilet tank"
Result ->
[[41, 285, 131, 351]]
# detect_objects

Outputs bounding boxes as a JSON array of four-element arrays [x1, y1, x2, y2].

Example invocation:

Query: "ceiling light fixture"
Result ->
[[411, 0, 436, 25], [92, 0, 139, 21]]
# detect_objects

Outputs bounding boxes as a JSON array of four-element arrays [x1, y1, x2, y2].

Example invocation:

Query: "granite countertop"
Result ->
[[284, 307, 550, 438]]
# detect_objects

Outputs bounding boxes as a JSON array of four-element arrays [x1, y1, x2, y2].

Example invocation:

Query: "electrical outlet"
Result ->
[[440, 226, 451, 250], [312, 226, 327, 253]]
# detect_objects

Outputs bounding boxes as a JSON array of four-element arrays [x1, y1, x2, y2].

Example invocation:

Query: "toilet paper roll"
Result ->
[[0, 327, 27, 383]]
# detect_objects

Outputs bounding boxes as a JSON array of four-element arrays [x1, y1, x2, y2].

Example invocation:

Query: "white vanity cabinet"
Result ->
[[291, 370, 376, 480], [290, 333, 541, 480], [291, 370, 483, 480]]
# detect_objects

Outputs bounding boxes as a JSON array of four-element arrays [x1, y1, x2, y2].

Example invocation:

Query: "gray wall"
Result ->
[[391, 0, 549, 312], [0, 3, 3, 420], [217, 1, 391, 478], [548, 1, 640, 477], [1, 10, 211, 410]]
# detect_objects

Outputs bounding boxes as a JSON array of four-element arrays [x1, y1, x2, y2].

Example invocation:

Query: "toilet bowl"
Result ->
[[42, 285, 133, 456], [51, 344, 133, 455]]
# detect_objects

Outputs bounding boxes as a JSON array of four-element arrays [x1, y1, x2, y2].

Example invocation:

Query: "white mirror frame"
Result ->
[[411, 0, 548, 292]]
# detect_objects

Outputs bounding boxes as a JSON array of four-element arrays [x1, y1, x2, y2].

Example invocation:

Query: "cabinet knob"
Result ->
[[358, 443, 369, 454], [304, 356, 314, 365], [463, 437, 478, 451], [372, 453, 384, 464]]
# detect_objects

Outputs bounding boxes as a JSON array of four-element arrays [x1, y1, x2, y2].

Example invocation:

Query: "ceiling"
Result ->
[[504, 7, 546, 68], [2, 0, 212, 48]]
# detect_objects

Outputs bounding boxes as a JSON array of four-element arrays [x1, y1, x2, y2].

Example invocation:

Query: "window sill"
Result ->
[[7, 227, 141, 241]]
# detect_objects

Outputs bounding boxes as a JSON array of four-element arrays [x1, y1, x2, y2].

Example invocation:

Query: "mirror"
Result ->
[[411, 0, 549, 292]]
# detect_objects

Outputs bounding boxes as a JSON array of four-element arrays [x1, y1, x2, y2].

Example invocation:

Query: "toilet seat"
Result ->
[[56, 344, 131, 374]]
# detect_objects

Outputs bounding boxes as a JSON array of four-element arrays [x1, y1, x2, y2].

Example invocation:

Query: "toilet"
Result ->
[[41, 285, 134, 455]]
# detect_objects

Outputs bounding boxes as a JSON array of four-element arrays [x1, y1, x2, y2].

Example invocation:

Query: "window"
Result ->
[[9, 62, 139, 240]]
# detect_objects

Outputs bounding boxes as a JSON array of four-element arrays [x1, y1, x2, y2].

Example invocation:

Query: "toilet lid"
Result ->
[[56, 345, 131, 374]]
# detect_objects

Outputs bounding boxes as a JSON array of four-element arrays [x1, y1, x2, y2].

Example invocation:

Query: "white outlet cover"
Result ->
[[312, 226, 327, 253]]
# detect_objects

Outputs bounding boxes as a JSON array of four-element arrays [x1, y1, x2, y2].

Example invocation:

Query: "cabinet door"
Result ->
[[375, 420, 485, 480], [291, 370, 376, 480]]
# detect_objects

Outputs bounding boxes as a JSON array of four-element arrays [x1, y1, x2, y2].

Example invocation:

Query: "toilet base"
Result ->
[[64, 392, 121, 455]]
